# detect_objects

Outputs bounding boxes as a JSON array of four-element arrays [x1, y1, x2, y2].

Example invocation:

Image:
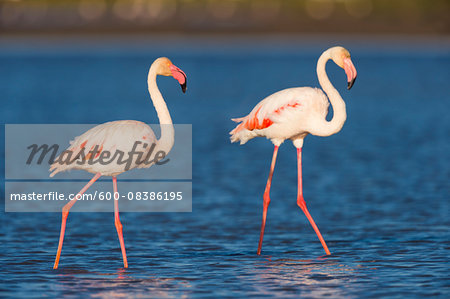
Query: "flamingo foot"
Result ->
[[53, 211, 69, 269], [257, 192, 270, 255], [115, 218, 128, 268], [113, 176, 128, 268], [297, 196, 331, 255]]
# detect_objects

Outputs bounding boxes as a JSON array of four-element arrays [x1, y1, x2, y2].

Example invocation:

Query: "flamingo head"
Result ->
[[155, 57, 187, 93], [330, 47, 357, 90]]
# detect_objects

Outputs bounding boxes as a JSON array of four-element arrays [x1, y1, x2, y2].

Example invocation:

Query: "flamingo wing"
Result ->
[[50, 120, 156, 177], [231, 87, 328, 134]]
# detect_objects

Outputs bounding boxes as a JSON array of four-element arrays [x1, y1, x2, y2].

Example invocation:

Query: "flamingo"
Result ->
[[230, 46, 357, 256], [50, 57, 187, 269]]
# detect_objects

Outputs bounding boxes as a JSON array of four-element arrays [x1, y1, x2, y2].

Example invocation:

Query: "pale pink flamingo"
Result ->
[[50, 57, 187, 269], [230, 46, 357, 255]]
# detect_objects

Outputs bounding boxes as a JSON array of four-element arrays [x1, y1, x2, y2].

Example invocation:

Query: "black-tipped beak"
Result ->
[[170, 64, 187, 94], [347, 77, 356, 90], [343, 57, 357, 90]]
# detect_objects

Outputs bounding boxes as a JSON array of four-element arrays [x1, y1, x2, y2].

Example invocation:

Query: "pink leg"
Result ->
[[257, 145, 279, 255], [53, 172, 102, 269], [297, 148, 331, 255], [113, 176, 128, 268]]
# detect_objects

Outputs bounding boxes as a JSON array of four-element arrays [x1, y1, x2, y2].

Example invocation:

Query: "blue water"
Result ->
[[1, 36, 449, 298]]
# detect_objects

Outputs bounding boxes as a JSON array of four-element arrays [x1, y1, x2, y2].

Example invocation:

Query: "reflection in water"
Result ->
[[246, 256, 358, 297], [54, 268, 193, 298]]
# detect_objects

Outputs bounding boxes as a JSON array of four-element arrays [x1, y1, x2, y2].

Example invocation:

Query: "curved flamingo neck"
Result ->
[[315, 49, 347, 137], [147, 63, 174, 154]]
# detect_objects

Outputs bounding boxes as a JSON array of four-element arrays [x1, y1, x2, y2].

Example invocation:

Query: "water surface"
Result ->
[[0, 36, 449, 298]]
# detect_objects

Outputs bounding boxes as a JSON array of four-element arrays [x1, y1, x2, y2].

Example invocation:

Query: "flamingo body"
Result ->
[[231, 87, 329, 146], [50, 120, 157, 177]]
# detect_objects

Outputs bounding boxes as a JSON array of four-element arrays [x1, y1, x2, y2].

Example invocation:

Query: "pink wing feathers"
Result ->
[[230, 87, 329, 144], [231, 88, 310, 134]]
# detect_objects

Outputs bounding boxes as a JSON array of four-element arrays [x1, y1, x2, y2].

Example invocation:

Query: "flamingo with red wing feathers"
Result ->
[[230, 46, 357, 255]]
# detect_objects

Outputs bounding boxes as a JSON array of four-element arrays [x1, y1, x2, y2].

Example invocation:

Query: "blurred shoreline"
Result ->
[[2, 0, 448, 54], [1, 0, 448, 37]]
